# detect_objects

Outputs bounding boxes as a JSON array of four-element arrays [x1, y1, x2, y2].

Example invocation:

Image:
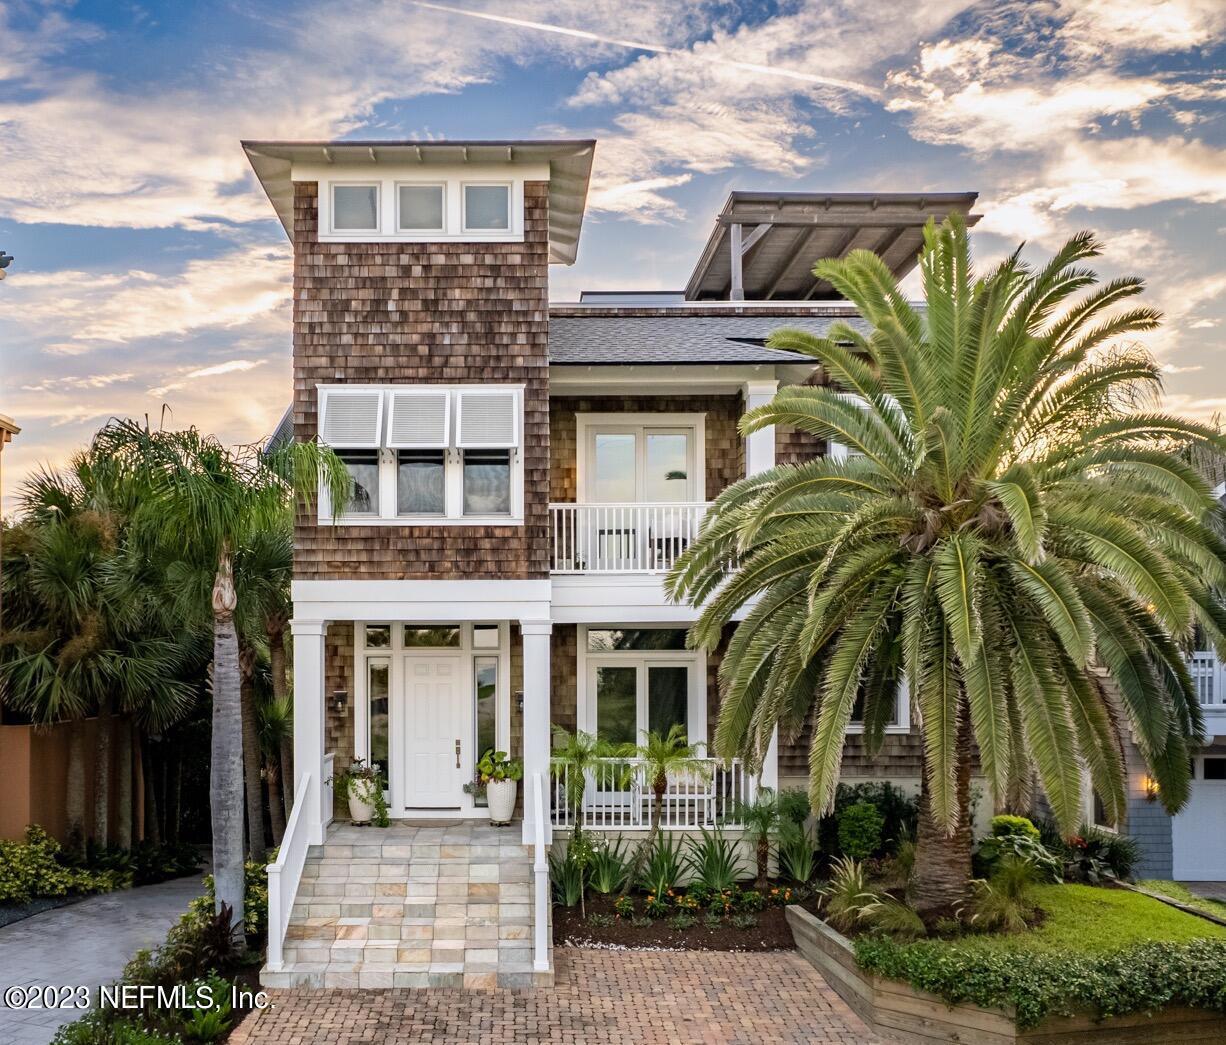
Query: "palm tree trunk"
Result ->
[[171, 755, 182, 844], [266, 759, 286, 845], [116, 717, 133, 850], [240, 670, 266, 862], [65, 720, 87, 859], [211, 583, 247, 947], [619, 784, 665, 900], [144, 738, 162, 845], [279, 734, 294, 817], [92, 695, 113, 847], [912, 714, 974, 919], [756, 834, 770, 892]]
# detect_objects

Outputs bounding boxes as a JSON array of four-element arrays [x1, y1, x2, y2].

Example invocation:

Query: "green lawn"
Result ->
[[954, 884, 1226, 956], [1136, 880, 1226, 920]]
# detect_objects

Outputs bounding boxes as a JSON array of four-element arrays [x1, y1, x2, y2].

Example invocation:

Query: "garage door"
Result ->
[[1173, 756, 1226, 880]]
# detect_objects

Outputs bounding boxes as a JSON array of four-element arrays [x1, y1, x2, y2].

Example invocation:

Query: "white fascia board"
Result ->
[[550, 575, 756, 624], [292, 161, 552, 183], [549, 364, 785, 396], [292, 579, 551, 622]]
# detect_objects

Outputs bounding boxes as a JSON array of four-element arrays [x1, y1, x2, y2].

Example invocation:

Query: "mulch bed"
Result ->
[[553, 894, 806, 951]]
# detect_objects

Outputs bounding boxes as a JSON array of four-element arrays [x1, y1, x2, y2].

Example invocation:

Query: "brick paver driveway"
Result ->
[[232, 948, 876, 1044]]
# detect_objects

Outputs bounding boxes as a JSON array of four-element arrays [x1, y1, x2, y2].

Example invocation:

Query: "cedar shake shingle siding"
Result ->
[[549, 395, 743, 502], [291, 180, 551, 580]]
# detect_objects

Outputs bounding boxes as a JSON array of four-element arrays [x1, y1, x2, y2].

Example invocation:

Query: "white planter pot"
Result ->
[[486, 778, 517, 825], [348, 778, 379, 824]]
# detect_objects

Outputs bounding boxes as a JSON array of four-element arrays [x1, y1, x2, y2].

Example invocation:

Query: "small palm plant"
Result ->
[[618, 724, 708, 898], [732, 787, 780, 890]]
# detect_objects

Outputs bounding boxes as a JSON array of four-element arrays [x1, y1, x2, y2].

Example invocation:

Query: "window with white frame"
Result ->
[[577, 414, 705, 504], [314, 172, 524, 243], [846, 678, 910, 734], [318, 385, 523, 523], [580, 627, 705, 746]]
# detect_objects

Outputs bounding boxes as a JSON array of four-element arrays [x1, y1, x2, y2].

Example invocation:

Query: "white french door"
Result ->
[[587, 426, 696, 504], [395, 653, 470, 810]]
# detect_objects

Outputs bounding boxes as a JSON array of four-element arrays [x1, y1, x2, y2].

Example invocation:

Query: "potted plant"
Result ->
[[464, 749, 523, 825], [336, 758, 388, 827]]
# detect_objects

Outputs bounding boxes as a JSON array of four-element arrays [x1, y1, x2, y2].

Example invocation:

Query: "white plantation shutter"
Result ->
[[319, 389, 383, 448], [456, 388, 520, 448], [387, 389, 451, 448]]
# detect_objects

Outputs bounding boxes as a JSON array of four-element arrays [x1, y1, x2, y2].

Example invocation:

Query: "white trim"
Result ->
[[844, 677, 911, 735], [293, 578, 551, 623], [394, 181, 446, 234], [353, 620, 512, 817], [461, 181, 513, 234], [575, 412, 707, 504], [576, 624, 707, 746], [329, 181, 381, 235]]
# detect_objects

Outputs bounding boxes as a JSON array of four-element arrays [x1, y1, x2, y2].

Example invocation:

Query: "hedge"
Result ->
[[855, 935, 1226, 1029]]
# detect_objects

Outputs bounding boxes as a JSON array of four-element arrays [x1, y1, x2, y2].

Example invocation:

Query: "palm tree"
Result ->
[[259, 692, 293, 844], [618, 724, 707, 898], [93, 420, 347, 939], [668, 218, 1225, 916], [732, 787, 780, 891]]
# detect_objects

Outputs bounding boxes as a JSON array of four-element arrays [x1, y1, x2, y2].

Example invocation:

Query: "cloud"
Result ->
[[1057, 0, 1226, 54], [7, 245, 293, 349], [149, 359, 267, 396]]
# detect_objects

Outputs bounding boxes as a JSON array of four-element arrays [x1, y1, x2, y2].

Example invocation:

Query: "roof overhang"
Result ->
[[685, 191, 980, 301], [0, 413, 19, 448], [241, 139, 596, 265]]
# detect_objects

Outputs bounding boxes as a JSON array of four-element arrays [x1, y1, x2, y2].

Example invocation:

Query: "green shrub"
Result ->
[[776, 788, 811, 827], [548, 848, 583, 907], [819, 782, 917, 857], [991, 815, 1040, 841], [777, 822, 817, 884], [855, 936, 1226, 1030], [1069, 826, 1141, 882], [975, 833, 1062, 883], [669, 910, 696, 930], [865, 896, 926, 939], [731, 912, 758, 930], [0, 826, 122, 905], [187, 858, 265, 941], [837, 802, 884, 861], [638, 834, 683, 897], [586, 836, 630, 895], [684, 827, 740, 892], [819, 855, 880, 934], [970, 856, 1040, 933], [644, 892, 670, 918]]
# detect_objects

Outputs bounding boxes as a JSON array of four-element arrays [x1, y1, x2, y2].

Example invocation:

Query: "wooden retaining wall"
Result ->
[[785, 905, 1226, 1044]]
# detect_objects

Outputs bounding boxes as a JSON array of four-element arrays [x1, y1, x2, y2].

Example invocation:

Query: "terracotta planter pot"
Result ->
[[348, 777, 379, 824], [486, 778, 517, 825]]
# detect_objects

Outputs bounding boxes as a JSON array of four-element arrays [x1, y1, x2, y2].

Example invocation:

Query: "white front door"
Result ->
[[400, 654, 468, 809]]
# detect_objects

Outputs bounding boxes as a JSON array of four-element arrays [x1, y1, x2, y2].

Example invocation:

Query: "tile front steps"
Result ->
[[260, 821, 552, 989]]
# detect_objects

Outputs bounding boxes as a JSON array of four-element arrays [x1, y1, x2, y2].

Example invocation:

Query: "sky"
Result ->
[[2, 0, 1225, 512]]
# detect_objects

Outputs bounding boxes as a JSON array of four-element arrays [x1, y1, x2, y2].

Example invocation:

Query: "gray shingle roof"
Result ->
[[548, 313, 872, 364]]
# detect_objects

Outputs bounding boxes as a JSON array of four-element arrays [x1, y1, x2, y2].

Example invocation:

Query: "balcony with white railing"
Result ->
[[1188, 651, 1226, 713], [549, 502, 710, 574], [549, 756, 754, 831]]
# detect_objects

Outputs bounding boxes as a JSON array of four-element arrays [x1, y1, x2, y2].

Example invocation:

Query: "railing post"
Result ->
[[266, 863, 283, 971]]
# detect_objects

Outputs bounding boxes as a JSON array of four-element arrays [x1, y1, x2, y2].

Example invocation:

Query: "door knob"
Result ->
[[455, 739, 461, 769]]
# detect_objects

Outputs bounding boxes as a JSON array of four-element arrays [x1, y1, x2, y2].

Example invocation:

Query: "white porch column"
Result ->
[[743, 379, 780, 791], [520, 620, 552, 844], [291, 618, 328, 846], [742, 378, 779, 478]]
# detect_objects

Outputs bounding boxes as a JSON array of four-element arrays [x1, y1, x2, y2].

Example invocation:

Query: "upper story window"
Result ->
[[576, 413, 706, 504], [331, 183, 380, 232], [463, 183, 510, 232], [314, 170, 524, 243], [318, 385, 524, 525]]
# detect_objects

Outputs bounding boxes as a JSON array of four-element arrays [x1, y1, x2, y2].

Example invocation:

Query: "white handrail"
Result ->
[[531, 772, 549, 974], [549, 502, 709, 573], [266, 770, 314, 972]]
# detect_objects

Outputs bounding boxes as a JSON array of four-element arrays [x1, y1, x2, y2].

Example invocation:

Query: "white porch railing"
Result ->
[[531, 773, 550, 975], [549, 502, 709, 573], [266, 769, 315, 973], [549, 757, 754, 831], [1188, 651, 1226, 708]]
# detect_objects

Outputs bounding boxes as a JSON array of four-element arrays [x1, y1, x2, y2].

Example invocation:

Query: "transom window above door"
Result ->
[[577, 414, 706, 504]]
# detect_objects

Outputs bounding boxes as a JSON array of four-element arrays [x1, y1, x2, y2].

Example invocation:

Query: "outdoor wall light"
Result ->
[[331, 689, 349, 715], [1142, 774, 1159, 802], [515, 690, 524, 713]]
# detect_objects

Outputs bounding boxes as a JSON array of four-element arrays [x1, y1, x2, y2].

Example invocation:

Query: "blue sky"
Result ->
[[2, 0, 1225, 509]]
